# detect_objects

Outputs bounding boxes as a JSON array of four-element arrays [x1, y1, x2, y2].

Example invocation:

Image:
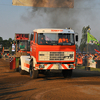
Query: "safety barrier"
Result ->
[[76, 57, 100, 68], [9, 57, 16, 69]]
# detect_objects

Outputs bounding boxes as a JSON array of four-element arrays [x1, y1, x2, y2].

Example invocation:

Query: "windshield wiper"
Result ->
[[57, 43, 64, 45], [57, 43, 72, 45]]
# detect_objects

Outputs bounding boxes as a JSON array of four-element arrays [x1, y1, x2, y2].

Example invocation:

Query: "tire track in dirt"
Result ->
[[1, 58, 100, 100]]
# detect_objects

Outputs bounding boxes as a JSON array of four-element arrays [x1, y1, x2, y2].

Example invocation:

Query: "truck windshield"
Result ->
[[38, 33, 75, 45], [18, 40, 29, 51]]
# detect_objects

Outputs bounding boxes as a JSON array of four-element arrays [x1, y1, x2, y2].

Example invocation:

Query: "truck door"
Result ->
[[32, 32, 37, 58], [30, 32, 34, 56]]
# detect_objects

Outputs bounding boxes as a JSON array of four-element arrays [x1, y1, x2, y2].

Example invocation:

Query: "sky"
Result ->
[[0, 0, 100, 45]]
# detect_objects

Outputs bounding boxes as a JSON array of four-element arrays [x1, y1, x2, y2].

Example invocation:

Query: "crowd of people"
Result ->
[[0, 52, 9, 58], [76, 52, 100, 67], [76, 53, 100, 61]]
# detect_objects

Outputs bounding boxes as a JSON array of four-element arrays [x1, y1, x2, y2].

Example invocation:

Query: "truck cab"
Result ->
[[20, 28, 78, 78]]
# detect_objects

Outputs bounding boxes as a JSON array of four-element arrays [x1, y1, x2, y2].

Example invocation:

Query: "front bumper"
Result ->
[[35, 63, 75, 70]]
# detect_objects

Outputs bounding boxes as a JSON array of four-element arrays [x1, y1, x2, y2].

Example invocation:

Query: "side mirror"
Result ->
[[76, 35, 78, 42]]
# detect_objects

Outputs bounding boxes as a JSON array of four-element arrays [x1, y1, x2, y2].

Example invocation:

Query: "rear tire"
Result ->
[[19, 60, 25, 75], [62, 70, 72, 78], [30, 61, 38, 79]]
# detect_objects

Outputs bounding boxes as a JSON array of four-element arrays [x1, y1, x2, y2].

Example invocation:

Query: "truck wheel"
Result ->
[[30, 61, 38, 79], [62, 70, 72, 78], [19, 60, 25, 75]]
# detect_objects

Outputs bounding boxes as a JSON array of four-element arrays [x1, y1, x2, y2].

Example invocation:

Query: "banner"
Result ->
[[87, 32, 100, 45], [12, 0, 74, 8]]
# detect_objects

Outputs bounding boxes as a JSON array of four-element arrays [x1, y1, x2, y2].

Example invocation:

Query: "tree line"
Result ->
[[78, 25, 100, 54], [0, 37, 15, 53], [0, 26, 100, 54]]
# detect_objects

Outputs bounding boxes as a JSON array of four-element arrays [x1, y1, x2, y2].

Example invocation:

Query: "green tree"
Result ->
[[2, 38, 13, 49], [79, 25, 91, 53], [75, 44, 78, 51], [8, 38, 13, 53], [0, 37, 14, 53], [0, 37, 3, 41], [3, 40, 9, 49], [0, 37, 3, 51]]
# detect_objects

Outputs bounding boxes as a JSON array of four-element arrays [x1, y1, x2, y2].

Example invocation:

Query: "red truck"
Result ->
[[19, 28, 78, 78]]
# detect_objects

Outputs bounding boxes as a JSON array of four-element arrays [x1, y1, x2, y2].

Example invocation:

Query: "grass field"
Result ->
[[76, 65, 100, 72]]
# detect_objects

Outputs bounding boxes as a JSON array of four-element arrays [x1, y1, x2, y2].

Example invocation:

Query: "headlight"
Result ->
[[69, 65, 74, 68], [39, 65, 45, 68]]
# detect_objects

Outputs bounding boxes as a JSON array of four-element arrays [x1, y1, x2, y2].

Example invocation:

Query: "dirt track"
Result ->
[[1, 59, 100, 100]]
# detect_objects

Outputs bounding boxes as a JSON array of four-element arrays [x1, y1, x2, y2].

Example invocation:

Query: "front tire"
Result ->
[[30, 61, 38, 79], [19, 60, 25, 75]]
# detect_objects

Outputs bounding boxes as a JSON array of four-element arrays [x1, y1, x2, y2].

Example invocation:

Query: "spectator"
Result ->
[[58, 35, 69, 43], [39, 35, 46, 44]]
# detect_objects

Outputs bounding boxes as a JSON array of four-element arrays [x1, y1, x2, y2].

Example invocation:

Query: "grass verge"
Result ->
[[76, 65, 100, 72]]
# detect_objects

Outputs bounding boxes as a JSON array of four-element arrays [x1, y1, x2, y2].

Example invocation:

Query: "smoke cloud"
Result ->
[[21, 0, 100, 45]]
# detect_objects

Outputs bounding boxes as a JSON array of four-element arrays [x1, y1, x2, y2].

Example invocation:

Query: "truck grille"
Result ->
[[39, 51, 74, 61], [50, 52, 64, 60]]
